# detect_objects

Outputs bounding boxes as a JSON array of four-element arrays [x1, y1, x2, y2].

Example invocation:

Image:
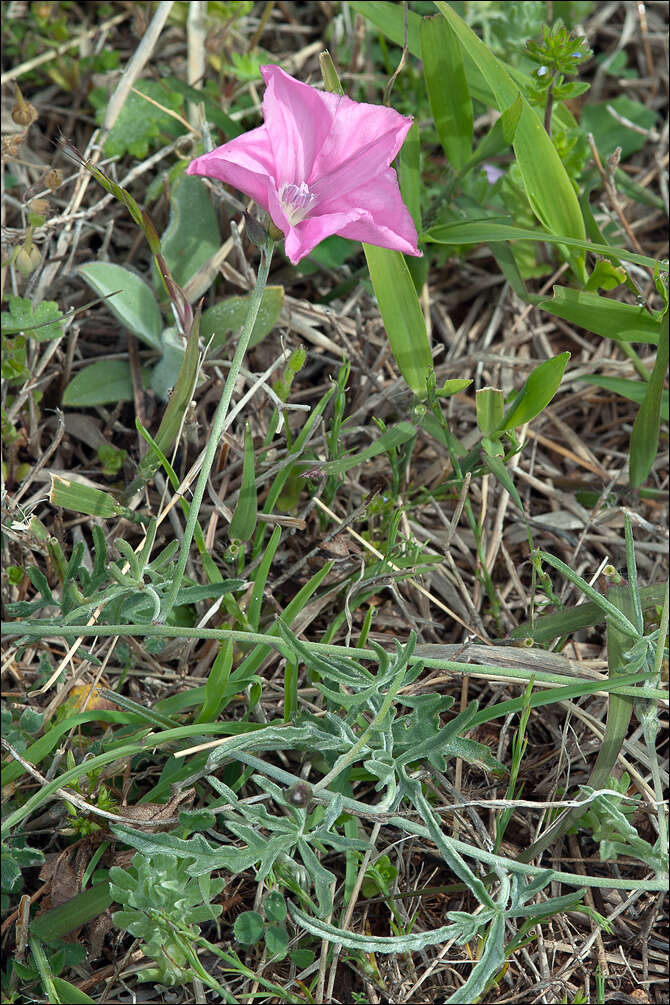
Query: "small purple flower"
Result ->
[[187, 65, 420, 264], [482, 163, 504, 185]]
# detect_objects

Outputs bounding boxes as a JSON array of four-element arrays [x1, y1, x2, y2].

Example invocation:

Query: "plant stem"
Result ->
[[158, 238, 275, 623]]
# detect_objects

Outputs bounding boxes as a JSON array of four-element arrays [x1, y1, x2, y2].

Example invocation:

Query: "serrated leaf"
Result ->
[[90, 80, 184, 159], [2, 296, 65, 341]]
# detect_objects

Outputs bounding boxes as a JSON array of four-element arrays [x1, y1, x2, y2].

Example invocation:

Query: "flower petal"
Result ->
[[310, 98, 412, 202], [318, 168, 421, 257], [186, 125, 275, 211], [260, 65, 333, 189], [283, 209, 366, 265]]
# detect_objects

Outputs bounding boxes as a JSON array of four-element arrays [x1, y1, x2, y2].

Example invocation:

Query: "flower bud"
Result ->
[[15, 246, 40, 275], [11, 84, 37, 127], [244, 211, 268, 248], [319, 50, 344, 96], [29, 197, 50, 216], [44, 168, 62, 191]]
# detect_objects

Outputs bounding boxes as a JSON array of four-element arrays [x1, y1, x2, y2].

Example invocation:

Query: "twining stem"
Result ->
[[158, 238, 275, 623]]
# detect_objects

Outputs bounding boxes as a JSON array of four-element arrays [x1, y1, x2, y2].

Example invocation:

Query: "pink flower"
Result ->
[[187, 65, 420, 265]]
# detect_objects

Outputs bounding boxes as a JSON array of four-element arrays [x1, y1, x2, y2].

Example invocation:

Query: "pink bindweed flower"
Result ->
[[187, 64, 421, 265]]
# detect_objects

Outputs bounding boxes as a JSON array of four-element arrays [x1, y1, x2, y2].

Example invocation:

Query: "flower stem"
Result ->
[[158, 238, 275, 623]]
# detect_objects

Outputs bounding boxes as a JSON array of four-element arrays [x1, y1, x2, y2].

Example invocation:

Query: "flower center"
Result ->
[[279, 181, 316, 225]]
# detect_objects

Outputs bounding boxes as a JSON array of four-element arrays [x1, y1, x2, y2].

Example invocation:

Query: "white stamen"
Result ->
[[279, 181, 316, 225]]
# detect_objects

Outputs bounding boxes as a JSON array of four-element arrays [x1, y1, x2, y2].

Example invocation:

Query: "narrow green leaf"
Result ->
[[500, 353, 570, 430], [133, 305, 202, 488], [476, 387, 504, 436], [398, 120, 422, 230], [464, 93, 523, 172], [318, 420, 417, 475], [433, 1, 586, 278], [348, 1, 576, 133], [248, 525, 282, 631], [229, 424, 258, 542], [78, 262, 163, 349], [421, 14, 472, 170], [481, 450, 525, 516], [363, 245, 432, 396], [539, 287, 662, 345], [197, 640, 234, 724], [288, 901, 463, 953], [509, 583, 667, 644], [424, 218, 666, 272], [448, 913, 506, 1005], [630, 312, 669, 487], [576, 375, 669, 422], [30, 883, 114, 941], [50, 475, 123, 519]]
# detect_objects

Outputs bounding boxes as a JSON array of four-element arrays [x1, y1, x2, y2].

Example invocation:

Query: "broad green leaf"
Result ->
[[421, 14, 472, 170], [500, 352, 570, 430], [577, 375, 669, 422], [229, 423, 258, 542], [630, 313, 669, 487], [79, 262, 163, 349], [363, 245, 432, 396], [157, 173, 220, 293], [50, 475, 123, 519], [234, 911, 264, 945], [538, 287, 662, 344], [264, 925, 289, 959], [424, 218, 666, 273], [62, 359, 149, 407], [149, 326, 186, 401], [582, 95, 658, 160], [433, 1, 585, 277], [1, 296, 65, 341], [201, 286, 284, 350], [265, 891, 287, 923]]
